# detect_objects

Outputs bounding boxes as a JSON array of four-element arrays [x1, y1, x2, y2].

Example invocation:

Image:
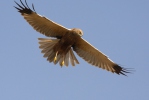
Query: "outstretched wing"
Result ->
[[14, 0, 69, 38], [73, 38, 130, 76]]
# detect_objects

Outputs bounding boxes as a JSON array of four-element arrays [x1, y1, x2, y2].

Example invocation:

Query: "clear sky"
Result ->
[[0, 0, 149, 100]]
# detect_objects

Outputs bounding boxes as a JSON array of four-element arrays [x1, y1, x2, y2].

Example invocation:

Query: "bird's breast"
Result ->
[[53, 32, 79, 54]]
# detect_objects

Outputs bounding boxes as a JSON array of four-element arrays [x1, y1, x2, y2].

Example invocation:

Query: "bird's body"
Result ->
[[14, 0, 130, 75], [54, 29, 82, 55], [49, 29, 82, 66]]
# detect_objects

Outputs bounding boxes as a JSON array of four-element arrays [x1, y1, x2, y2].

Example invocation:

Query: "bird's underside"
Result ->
[[14, 0, 131, 76]]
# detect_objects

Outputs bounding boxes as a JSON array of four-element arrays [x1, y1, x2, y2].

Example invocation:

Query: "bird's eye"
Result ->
[[79, 32, 83, 36], [79, 32, 81, 36]]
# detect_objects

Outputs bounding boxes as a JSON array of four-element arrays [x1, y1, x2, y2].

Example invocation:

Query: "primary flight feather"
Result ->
[[14, 0, 130, 76]]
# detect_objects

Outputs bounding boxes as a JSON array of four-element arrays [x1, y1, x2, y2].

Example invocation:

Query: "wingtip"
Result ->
[[14, 0, 35, 14], [113, 64, 133, 76]]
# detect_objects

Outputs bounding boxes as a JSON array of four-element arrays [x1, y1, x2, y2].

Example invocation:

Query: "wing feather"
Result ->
[[14, 0, 69, 38], [73, 38, 129, 75]]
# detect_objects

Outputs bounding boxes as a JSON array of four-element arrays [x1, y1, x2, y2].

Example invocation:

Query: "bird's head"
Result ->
[[71, 28, 83, 37]]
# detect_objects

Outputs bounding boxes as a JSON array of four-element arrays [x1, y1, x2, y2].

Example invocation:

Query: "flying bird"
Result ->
[[14, 0, 130, 76]]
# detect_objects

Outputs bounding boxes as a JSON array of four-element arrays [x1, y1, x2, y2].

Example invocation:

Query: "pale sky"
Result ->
[[0, 0, 149, 100]]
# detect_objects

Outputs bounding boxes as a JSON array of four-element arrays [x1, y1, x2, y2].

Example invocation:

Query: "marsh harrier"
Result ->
[[14, 0, 130, 75]]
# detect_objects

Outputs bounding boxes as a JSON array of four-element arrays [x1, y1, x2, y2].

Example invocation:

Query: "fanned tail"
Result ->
[[38, 38, 79, 67]]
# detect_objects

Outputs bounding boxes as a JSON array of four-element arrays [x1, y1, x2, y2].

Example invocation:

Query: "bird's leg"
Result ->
[[54, 51, 58, 63], [60, 61, 64, 67], [60, 56, 65, 67]]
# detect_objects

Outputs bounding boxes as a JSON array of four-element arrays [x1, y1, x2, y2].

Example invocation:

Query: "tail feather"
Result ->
[[69, 49, 79, 64], [64, 52, 69, 66], [41, 42, 56, 53], [40, 42, 55, 50], [69, 53, 75, 66], [43, 50, 53, 57], [47, 52, 55, 62], [38, 38, 79, 66]]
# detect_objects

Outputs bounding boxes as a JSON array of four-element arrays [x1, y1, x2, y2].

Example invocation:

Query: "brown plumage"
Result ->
[[14, 0, 130, 76]]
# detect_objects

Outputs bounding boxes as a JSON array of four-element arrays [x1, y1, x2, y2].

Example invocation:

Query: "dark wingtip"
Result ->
[[14, 0, 36, 14], [113, 64, 133, 76]]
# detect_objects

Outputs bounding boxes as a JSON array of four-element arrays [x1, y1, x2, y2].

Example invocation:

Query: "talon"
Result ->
[[54, 56, 57, 63], [60, 60, 65, 66], [53, 51, 58, 63]]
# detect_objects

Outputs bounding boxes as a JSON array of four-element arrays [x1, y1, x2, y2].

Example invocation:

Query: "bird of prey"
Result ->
[[14, 0, 130, 76]]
